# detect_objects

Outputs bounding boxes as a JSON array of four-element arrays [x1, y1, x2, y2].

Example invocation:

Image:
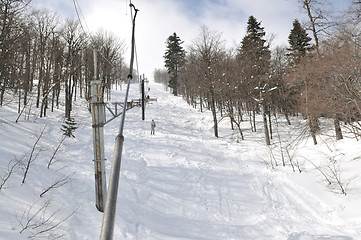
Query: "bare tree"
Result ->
[[40, 172, 74, 197], [47, 136, 66, 169], [298, 0, 347, 142], [0, 0, 31, 105], [189, 26, 226, 138], [153, 68, 169, 85], [0, 156, 21, 190], [22, 125, 46, 184], [270, 45, 293, 125], [16, 197, 77, 239], [300, 0, 336, 50], [92, 29, 125, 101], [61, 19, 86, 120]]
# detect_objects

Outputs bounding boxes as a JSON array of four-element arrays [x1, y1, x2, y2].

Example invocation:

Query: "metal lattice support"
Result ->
[[90, 80, 107, 212], [100, 3, 139, 239]]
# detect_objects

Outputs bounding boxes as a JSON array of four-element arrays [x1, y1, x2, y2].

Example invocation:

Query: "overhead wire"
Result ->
[[73, 0, 90, 33], [72, 0, 118, 70], [129, 0, 140, 82], [72, 0, 141, 80], [99, 4, 139, 237]]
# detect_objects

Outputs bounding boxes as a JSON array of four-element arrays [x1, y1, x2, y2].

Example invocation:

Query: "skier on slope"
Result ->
[[151, 119, 156, 135]]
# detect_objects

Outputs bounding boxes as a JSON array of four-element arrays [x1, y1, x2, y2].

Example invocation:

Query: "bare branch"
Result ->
[[16, 197, 78, 239], [47, 136, 66, 169], [40, 172, 74, 198], [22, 125, 46, 184], [0, 156, 22, 190]]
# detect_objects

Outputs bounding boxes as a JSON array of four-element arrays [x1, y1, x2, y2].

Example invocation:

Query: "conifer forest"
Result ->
[[159, 1, 361, 145]]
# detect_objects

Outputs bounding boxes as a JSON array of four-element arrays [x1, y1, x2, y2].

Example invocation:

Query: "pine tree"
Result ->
[[287, 19, 320, 145], [238, 16, 271, 83], [287, 19, 312, 65], [61, 117, 78, 138], [164, 33, 186, 96], [238, 16, 271, 145]]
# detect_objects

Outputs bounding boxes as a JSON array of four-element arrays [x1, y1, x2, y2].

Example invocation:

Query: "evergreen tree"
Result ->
[[61, 117, 78, 138], [238, 16, 271, 145], [238, 16, 271, 84], [288, 19, 318, 145], [287, 19, 312, 65], [164, 32, 186, 96]]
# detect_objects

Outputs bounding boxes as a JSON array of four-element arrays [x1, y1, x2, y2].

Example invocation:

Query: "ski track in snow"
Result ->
[[0, 82, 360, 239], [104, 83, 358, 239]]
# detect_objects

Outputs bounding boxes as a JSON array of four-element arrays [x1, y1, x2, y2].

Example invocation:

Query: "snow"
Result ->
[[1, 82, 361, 239]]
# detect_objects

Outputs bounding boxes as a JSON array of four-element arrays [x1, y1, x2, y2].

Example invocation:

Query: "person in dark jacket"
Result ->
[[151, 119, 156, 135]]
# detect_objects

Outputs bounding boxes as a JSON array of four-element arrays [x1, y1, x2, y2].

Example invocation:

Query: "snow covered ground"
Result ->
[[1, 82, 361, 239]]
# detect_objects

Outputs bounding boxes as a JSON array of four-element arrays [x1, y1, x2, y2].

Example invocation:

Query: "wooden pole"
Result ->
[[90, 49, 107, 212], [141, 74, 145, 121]]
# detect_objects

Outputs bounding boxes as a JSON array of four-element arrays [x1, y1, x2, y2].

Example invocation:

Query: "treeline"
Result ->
[[160, 0, 361, 145], [0, 0, 129, 120]]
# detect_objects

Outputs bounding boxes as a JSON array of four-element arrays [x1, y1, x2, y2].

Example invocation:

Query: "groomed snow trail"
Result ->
[[103, 83, 358, 239]]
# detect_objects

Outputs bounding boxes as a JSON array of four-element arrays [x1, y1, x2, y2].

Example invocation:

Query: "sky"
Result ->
[[32, 0, 353, 80]]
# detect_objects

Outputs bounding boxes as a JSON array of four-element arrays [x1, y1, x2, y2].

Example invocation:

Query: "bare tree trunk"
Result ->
[[228, 101, 234, 130], [334, 117, 343, 140], [309, 116, 318, 145], [22, 126, 46, 184], [268, 108, 273, 139], [303, 0, 319, 51], [200, 95, 203, 112], [285, 111, 291, 125], [262, 103, 271, 145], [210, 90, 218, 138], [23, 38, 31, 107], [36, 59, 43, 108], [65, 77, 72, 120], [230, 115, 244, 141], [253, 109, 257, 132], [18, 89, 21, 113]]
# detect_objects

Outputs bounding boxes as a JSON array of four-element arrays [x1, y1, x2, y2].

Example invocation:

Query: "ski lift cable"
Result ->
[[128, 1, 139, 77], [118, 1, 138, 136], [128, 0, 140, 81], [99, 3, 139, 239], [73, 0, 90, 33], [72, 0, 118, 69], [134, 36, 140, 82]]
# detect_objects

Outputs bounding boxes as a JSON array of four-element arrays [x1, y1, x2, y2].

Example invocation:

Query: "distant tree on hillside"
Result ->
[[164, 32, 186, 96], [153, 68, 169, 85], [269, 45, 294, 125], [189, 26, 226, 138], [238, 15, 271, 145], [296, 1, 341, 144], [286, 17, 322, 144], [61, 19, 86, 121], [92, 29, 125, 101], [287, 19, 312, 65], [238, 16, 271, 80], [0, 0, 31, 106]]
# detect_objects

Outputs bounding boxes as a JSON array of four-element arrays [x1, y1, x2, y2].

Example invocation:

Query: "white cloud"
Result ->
[[80, 0, 198, 78]]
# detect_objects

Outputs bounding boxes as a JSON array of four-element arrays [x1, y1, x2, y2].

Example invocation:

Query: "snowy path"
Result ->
[[103, 83, 358, 239], [0, 81, 361, 240], [1, 82, 359, 239]]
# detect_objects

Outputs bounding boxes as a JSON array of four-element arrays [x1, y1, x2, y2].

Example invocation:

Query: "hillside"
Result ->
[[0, 82, 361, 239]]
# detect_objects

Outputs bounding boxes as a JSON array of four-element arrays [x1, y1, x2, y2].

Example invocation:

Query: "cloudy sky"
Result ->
[[32, 0, 352, 79]]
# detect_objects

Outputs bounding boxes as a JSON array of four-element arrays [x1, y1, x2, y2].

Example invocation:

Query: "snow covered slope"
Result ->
[[0, 82, 360, 239]]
